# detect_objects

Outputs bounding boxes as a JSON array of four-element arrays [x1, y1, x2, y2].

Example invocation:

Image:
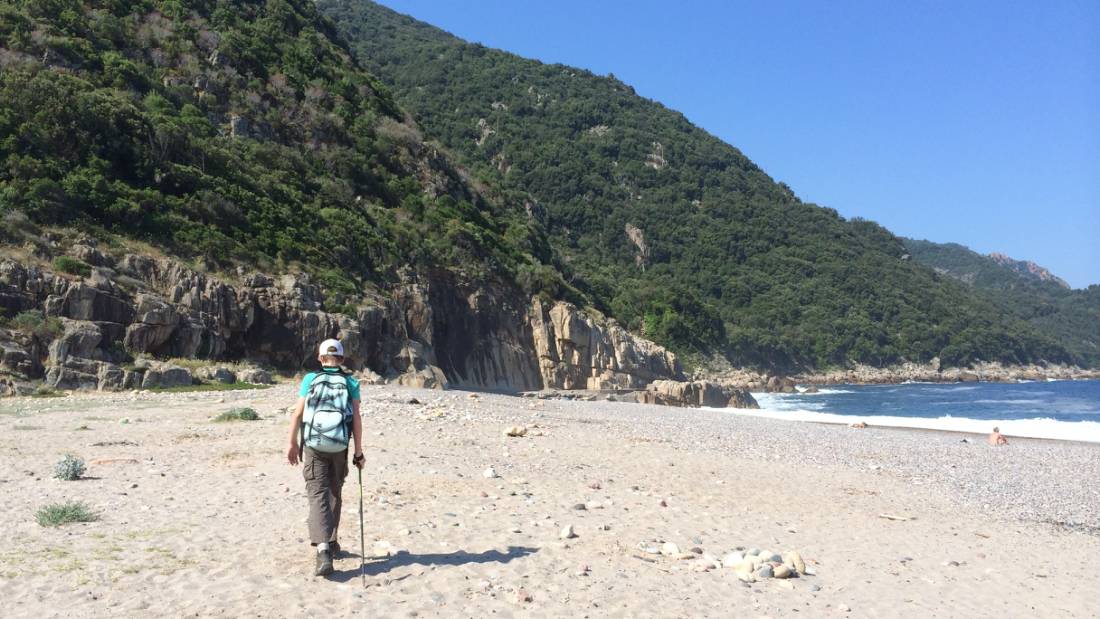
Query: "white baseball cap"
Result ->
[[318, 339, 345, 357]]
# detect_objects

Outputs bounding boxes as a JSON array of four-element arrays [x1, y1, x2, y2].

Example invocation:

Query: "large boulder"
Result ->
[[640, 380, 756, 409], [0, 337, 39, 377], [124, 293, 179, 354], [639, 379, 696, 407], [727, 389, 759, 409], [392, 365, 448, 390], [48, 319, 103, 365], [96, 363, 127, 391], [45, 357, 101, 390], [697, 381, 729, 408], [236, 367, 273, 384], [50, 283, 134, 323], [194, 366, 237, 384], [140, 363, 193, 389], [765, 376, 798, 393], [358, 368, 385, 385]]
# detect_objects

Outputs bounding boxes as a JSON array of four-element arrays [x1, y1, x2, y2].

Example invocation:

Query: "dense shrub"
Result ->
[[52, 256, 92, 277], [53, 454, 86, 481], [213, 407, 261, 422], [36, 501, 98, 527], [6, 311, 63, 341]]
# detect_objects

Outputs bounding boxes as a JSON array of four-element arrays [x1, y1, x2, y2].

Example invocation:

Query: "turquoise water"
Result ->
[[743, 379, 1100, 442]]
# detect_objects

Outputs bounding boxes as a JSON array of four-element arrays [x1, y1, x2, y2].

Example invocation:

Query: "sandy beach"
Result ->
[[2, 383, 1098, 618]]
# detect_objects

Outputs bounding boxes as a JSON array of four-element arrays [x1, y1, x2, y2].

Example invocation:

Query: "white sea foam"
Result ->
[[794, 388, 854, 395], [714, 406, 1100, 443]]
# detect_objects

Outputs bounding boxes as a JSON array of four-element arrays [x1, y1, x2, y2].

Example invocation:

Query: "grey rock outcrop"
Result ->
[[236, 368, 273, 385], [530, 299, 681, 390], [195, 366, 237, 384], [638, 380, 756, 409], [0, 255, 683, 394]]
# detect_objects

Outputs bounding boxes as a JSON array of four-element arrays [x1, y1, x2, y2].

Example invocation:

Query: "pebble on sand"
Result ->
[[560, 524, 577, 539], [784, 551, 806, 574], [660, 542, 681, 556], [504, 425, 527, 437], [483, 467, 498, 479], [721, 552, 744, 568]]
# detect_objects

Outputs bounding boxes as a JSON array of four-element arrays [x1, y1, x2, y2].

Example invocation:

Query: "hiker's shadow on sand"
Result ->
[[328, 546, 538, 582]]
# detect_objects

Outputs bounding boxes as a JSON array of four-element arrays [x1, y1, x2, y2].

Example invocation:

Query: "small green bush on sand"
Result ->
[[212, 407, 260, 422], [54, 454, 86, 481], [36, 501, 98, 527]]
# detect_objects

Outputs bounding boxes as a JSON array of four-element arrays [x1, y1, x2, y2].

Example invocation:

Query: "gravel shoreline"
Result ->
[[469, 394, 1100, 535]]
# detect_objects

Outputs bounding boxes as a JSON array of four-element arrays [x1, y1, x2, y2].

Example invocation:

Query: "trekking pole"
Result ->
[[358, 466, 366, 588]]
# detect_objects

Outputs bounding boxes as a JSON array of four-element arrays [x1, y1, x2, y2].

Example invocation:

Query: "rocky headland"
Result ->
[[2, 245, 735, 405]]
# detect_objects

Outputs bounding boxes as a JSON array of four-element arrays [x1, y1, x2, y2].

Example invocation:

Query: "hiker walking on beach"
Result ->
[[286, 339, 364, 576]]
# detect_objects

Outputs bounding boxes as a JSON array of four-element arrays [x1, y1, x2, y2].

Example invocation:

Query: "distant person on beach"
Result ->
[[988, 427, 1008, 445], [286, 339, 364, 576]]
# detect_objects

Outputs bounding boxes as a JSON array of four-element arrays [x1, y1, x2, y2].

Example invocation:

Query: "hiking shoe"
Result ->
[[330, 541, 341, 557], [315, 549, 334, 576]]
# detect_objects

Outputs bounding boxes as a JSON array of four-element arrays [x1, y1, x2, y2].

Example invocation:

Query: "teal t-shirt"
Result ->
[[299, 368, 361, 401]]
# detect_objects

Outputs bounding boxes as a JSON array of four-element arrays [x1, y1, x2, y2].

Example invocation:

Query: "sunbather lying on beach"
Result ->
[[988, 427, 1008, 445]]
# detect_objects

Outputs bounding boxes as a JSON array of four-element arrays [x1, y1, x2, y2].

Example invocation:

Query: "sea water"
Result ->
[[733, 379, 1100, 443]]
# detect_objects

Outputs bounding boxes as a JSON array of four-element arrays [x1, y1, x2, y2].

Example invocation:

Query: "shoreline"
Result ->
[[743, 382, 1100, 444], [708, 361, 1100, 391]]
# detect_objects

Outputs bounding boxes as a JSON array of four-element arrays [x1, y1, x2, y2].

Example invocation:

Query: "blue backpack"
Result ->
[[301, 372, 353, 453]]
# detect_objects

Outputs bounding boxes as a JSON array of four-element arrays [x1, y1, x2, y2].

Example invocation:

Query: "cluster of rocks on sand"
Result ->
[[636, 539, 810, 582]]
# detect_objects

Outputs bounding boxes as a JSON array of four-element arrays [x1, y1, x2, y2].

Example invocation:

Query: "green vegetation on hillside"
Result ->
[[904, 240, 1100, 366], [0, 0, 566, 299], [318, 0, 1076, 369]]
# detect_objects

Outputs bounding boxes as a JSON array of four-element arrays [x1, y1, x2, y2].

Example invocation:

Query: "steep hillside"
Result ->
[[904, 239, 1100, 366], [0, 0, 685, 393], [0, 0, 566, 298], [318, 0, 1074, 369]]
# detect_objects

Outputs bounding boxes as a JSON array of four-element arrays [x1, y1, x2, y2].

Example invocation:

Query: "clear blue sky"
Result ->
[[377, 0, 1100, 288]]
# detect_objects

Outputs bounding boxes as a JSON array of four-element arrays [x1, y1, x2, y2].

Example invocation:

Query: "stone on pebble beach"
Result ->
[[773, 564, 792, 578], [483, 467, 498, 478], [721, 552, 744, 567], [660, 542, 680, 556], [504, 425, 527, 437], [733, 567, 755, 582], [560, 524, 577, 539], [785, 551, 806, 574], [755, 564, 774, 579]]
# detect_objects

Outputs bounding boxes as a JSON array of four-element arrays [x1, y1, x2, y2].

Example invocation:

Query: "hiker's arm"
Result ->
[[351, 400, 364, 468], [286, 397, 305, 465]]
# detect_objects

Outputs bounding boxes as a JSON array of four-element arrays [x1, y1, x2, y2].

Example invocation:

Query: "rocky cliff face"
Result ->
[[0, 248, 682, 395], [988, 253, 1070, 289], [529, 299, 681, 391]]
